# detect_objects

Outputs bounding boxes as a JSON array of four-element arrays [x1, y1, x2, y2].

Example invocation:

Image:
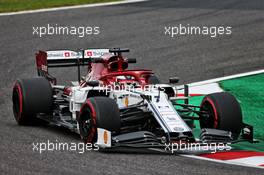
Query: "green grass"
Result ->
[[220, 73, 264, 141], [0, 0, 120, 13], [174, 96, 204, 138], [174, 74, 264, 152], [184, 74, 264, 142]]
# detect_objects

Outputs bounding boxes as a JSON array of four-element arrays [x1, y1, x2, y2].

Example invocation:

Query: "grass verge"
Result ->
[[219, 73, 264, 141], [0, 0, 120, 13], [175, 74, 264, 152]]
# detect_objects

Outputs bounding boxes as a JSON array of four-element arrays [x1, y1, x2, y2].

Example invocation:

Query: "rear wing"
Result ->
[[37, 49, 110, 66], [36, 49, 111, 84], [36, 48, 131, 84]]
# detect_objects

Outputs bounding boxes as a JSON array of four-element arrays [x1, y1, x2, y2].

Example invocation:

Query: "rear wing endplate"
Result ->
[[36, 49, 110, 83]]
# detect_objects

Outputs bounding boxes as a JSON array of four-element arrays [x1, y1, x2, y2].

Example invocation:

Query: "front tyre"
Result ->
[[78, 97, 121, 143], [199, 92, 242, 139]]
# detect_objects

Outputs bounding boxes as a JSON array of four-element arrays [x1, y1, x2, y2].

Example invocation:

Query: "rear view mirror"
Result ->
[[127, 58, 137, 63], [169, 77, 179, 84]]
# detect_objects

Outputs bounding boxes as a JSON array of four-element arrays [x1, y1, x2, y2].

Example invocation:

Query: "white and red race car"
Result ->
[[12, 48, 254, 152]]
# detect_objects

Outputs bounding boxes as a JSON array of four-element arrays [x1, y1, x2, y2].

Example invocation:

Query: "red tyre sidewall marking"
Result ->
[[14, 83, 23, 119], [201, 97, 218, 128], [79, 99, 97, 143]]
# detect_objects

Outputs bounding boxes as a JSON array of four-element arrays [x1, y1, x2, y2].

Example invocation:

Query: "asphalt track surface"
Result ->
[[0, 0, 264, 174]]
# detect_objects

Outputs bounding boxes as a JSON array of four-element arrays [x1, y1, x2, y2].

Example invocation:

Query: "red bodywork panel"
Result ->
[[36, 50, 155, 95], [83, 53, 155, 87]]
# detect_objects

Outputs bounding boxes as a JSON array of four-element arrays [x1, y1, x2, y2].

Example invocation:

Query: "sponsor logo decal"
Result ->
[[103, 130, 108, 144], [124, 96, 129, 107], [167, 117, 177, 121], [47, 52, 64, 57], [64, 52, 70, 57], [87, 51, 93, 57], [173, 127, 184, 131], [158, 105, 170, 109]]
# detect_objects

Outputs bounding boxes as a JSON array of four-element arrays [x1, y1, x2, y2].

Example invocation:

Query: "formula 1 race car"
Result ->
[[12, 48, 255, 152]]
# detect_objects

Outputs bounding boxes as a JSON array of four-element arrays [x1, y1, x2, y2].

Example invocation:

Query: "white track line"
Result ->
[[178, 69, 264, 169], [181, 155, 264, 169], [177, 82, 223, 95], [229, 156, 264, 167], [188, 69, 264, 87], [0, 0, 148, 17]]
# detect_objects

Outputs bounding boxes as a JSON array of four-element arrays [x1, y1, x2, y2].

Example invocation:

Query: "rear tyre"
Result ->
[[12, 77, 53, 125], [199, 92, 242, 139], [78, 97, 121, 143]]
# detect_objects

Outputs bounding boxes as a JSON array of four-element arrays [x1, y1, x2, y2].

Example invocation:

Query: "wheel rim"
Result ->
[[80, 106, 92, 138], [79, 102, 97, 143], [200, 100, 217, 129]]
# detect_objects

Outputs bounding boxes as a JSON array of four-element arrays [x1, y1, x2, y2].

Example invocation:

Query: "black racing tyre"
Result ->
[[78, 97, 121, 143], [199, 92, 242, 139], [148, 75, 160, 84], [12, 77, 53, 125]]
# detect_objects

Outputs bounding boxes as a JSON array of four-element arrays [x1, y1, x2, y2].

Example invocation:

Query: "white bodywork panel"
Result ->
[[150, 92, 191, 133], [96, 128, 112, 148], [69, 85, 191, 134]]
